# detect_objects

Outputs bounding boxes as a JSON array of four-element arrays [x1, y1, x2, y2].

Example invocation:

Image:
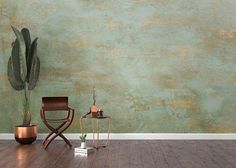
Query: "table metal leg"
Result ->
[[105, 117, 111, 146], [80, 117, 111, 149]]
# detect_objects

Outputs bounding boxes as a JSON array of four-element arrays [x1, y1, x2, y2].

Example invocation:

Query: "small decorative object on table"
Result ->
[[97, 109, 103, 117], [89, 87, 104, 118], [80, 133, 87, 149], [91, 87, 98, 117]]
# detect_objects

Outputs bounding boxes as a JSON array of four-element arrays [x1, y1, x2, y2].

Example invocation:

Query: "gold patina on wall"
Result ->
[[0, 0, 236, 133]]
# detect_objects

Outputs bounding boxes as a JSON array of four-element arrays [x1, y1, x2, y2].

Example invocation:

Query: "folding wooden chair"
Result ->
[[40, 97, 75, 149]]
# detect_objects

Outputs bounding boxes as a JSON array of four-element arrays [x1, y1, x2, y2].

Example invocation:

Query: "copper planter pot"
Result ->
[[15, 125, 37, 144]]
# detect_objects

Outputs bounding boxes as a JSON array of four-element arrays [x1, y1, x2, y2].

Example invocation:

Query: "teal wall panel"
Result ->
[[0, 0, 236, 133]]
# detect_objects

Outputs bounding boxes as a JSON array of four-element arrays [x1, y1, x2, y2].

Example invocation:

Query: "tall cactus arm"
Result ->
[[28, 56, 40, 90], [26, 37, 38, 82], [11, 40, 24, 83], [21, 28, 31, 60], [11, 26, 27, 82], [7, 57, 25, 90]]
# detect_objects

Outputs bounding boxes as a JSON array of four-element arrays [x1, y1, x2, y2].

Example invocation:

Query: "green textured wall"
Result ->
[[0, 0, 236, 133]]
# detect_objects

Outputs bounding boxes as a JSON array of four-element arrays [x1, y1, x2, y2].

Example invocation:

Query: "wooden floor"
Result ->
[[0, 140, 236, 168]]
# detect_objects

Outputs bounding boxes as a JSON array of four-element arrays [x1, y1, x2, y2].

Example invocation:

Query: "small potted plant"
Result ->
[[80, 133, 87, 149]]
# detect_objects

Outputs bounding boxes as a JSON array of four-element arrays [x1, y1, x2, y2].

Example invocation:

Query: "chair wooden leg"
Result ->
[[43, 120, 73, 149], [43, 131, 55, 145], [44, 133, 71, 149], [58, 133, 72, 147], [43, 122, 67, 144]]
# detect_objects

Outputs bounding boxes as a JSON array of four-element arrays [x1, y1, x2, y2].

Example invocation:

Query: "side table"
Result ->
[[79, 115, 111, 149]]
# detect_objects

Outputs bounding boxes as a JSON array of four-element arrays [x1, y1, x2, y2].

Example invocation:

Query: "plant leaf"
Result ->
[[21, 28, 31, 61], [11, 26, 27, 81], [7, 57, 25, 90], [28, 56, 40, 90], [11, 39, 24, 83], [26, 37, 38, 82]]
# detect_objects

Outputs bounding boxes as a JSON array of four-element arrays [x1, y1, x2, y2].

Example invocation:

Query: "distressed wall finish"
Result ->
[[0, 0, 236, 133]]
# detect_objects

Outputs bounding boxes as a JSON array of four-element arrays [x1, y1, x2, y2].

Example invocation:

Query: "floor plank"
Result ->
[[206, 141, 236, 168], [0, 140, 236, 168], [150, 140, 169, 168], [129, 140, 143, 168], [186, 141, 220, 168], [139, 141, 156, 168], [169, 140, 206, 168], [159, 140, 182, 168], [118, 140, 132, 168]]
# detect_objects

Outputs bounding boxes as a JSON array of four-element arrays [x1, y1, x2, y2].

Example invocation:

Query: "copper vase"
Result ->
[[15, 125, 37, 144]]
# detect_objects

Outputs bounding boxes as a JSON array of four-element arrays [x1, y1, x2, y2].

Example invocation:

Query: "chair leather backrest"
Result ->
[[42, 97, 68, 111]]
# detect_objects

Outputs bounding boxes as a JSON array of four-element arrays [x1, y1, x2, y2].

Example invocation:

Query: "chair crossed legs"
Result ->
[[40, 97, 75, 149]]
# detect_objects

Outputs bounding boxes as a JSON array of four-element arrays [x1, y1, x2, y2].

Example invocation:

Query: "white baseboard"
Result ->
[[1, 133, 236, 140]]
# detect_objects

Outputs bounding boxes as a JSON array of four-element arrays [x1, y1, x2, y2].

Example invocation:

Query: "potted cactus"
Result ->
[[7, 26, 40, 144], [80, 133, 87, 149]]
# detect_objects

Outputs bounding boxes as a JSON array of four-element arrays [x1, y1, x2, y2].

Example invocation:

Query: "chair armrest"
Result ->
[[68, 108, 75, 122]]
